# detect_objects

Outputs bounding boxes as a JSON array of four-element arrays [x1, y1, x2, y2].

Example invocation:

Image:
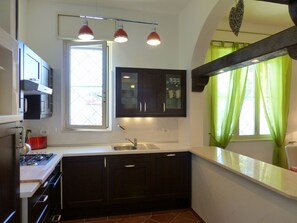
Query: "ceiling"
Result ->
[[45, 0, 293, 27]]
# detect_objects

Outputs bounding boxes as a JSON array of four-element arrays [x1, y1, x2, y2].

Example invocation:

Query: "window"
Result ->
[[65, 41, 109, 130], [234, 65, 270, 139]]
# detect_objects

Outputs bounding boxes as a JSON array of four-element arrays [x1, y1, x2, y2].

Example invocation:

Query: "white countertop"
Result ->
[[191, 146, 297, 200], [20, 143, 190, 198]]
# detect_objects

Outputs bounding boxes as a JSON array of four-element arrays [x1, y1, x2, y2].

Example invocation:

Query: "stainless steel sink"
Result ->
[[113, 145, 137, 150], [112, 143, 159, 151]]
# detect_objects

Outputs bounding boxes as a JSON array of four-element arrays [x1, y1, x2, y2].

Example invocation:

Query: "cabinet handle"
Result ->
[[104, 157, 107, 168], [42, 181, 49, 188], [24, 98, 28, 113], [124, 164, 136, 168], [144, 102, 147, 112], [37, 195, 48, 203], [139, 102, 142, 112], [163, 102, 166, 112], [166, 154, 176, 157], [52, 215, 62, 222]]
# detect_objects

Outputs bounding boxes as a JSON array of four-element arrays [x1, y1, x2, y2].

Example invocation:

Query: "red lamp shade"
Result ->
[[114, 24, 128, 43], [147, 27, 161, 46], [78, 20, 94, 40]]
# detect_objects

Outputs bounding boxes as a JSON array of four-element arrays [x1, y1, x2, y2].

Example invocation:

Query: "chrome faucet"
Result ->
[[125, 138, 137, 147]]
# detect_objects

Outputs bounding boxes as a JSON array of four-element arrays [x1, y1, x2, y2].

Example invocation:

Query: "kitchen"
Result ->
[[2, 0, 297, 222]]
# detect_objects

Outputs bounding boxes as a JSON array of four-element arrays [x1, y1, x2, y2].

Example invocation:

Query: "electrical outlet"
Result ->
[[40, 129, 49, 135]]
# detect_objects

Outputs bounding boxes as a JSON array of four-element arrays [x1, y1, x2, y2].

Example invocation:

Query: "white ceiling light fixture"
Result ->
[[147, 26, 161, 46], [78, 20, 94, 40]]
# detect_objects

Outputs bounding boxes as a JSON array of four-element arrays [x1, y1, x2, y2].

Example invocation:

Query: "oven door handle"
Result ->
[[50, 172, 62, 188]]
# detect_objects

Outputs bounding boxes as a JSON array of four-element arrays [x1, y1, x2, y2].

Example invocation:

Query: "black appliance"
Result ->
[[20, 153, 56, 166], [0, 121, 22, 223]]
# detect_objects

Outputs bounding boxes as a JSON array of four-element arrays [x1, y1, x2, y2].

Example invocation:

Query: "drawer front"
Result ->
[[108, 154, 150, 165], [30, 187, 49, 223]]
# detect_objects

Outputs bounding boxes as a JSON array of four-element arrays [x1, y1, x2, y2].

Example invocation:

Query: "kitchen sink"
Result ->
[[113, 145, 137, 151], [112, 143, 159, 151]]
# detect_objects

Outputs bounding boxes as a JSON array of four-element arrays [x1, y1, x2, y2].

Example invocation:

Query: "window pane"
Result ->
[[69, 44, 105, 127], [239, 70, 255, 135]]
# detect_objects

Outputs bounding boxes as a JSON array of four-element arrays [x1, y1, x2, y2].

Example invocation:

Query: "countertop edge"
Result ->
[[190, 146, 297, 201]]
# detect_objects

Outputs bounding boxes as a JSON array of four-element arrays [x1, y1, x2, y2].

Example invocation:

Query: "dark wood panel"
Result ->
[[151, 152, 191, 200], [62, 156, 107, 209], [192, 26, 297, 92], [108, 155, 151, 204]]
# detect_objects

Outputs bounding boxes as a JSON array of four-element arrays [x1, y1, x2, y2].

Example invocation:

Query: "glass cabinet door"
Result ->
[[120, 72, 138, 109], [165, 74, 182, 110]]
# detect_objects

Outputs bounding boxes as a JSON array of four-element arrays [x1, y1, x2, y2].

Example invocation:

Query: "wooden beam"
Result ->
[[192, 26, 297, 92]]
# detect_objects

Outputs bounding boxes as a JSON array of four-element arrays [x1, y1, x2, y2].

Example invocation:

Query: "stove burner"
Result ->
[[20, 153, 56, 166]]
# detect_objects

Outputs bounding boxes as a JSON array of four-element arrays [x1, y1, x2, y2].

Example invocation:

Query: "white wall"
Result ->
[[20, 0, 297, 163], [21, 0, 185, 145]]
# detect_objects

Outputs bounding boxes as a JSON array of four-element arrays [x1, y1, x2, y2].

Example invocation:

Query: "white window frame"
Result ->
[[64, 40, 109, 131]]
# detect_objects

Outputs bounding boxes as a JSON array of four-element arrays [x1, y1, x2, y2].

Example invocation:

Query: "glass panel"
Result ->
[[69, 44, 104, 126], [239, 72, 255, 135], [165, 74, 181, 109], [121, 72, 138, 109]]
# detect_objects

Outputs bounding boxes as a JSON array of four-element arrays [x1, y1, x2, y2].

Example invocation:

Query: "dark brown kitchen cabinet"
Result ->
[[116, 67, 186, 117], [0, 122, 20, 223], [62, 156, 107, 219], [19, 41, 54, 119], [108, 154, 151, 204], [24, 61, 53, 119], [151, 152, 191, 206], [23, 43, 42, 82], [61, 152, 191, 220]]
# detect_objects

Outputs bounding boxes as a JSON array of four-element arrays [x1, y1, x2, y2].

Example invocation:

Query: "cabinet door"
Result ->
[[151, 152, 191, 199], [162, 70, 186, 117], [116, 67, 141, 116], [62, 156, 107, 209], [23, 44, 41, 82], [108, 155, 151, 204], [0, 122, 20, 223], [141, 69, 162, 115]]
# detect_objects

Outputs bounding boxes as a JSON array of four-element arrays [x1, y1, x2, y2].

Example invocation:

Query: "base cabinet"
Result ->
[[108, 155, 151, 204], [61, 152, 191, 220], [22, 163, 61, 223], [62, 156, 107, 219], [151, 152, 191, 208]]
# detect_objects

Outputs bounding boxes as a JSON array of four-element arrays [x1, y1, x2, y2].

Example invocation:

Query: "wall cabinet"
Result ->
[[62, 152, 191, 220], [18, 41, 53, 119], [116, 67, 186, 117]]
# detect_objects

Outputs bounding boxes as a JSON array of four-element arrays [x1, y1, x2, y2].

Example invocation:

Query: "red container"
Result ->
[[27, 136, 47, 150]]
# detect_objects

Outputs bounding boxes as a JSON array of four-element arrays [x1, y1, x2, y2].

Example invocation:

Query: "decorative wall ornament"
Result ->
[[229, 0, 244, 36]]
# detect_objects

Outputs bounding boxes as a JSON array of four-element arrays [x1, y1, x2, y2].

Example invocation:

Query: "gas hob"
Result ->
[[20, 153, 56, 166]]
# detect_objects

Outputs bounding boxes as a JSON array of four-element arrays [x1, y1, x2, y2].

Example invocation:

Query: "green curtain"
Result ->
[[256, 55, 292, 167], [209, 42, 248, 148]]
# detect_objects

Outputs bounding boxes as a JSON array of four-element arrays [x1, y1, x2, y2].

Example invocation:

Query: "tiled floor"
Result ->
[[61, 209, 202, 223]]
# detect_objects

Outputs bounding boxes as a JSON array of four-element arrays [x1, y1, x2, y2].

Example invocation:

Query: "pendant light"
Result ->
[[147, 27, 161, 46], [78, 20, 94, 40], [114, 23, 128, 43]]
